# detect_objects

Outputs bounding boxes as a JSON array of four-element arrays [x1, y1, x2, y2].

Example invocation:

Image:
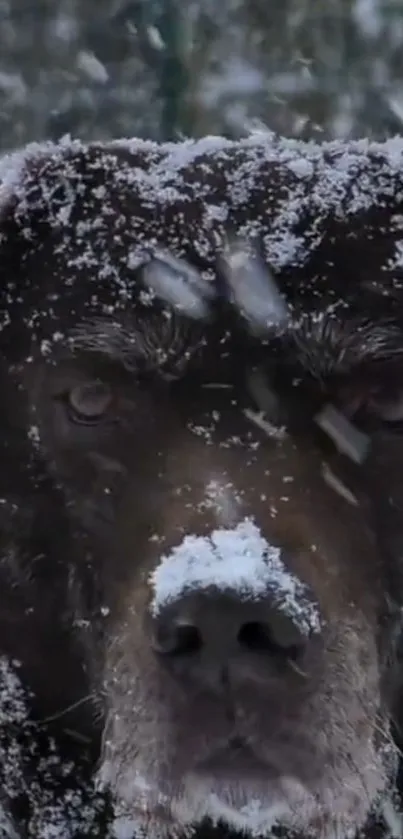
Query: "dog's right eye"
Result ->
[[66, 381, 114, 425]]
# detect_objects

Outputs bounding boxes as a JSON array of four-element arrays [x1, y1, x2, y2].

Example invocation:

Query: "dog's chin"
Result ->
[[98, 744, 393, 839], [101, 770, 369, 839], [101, 766, 304, 839]]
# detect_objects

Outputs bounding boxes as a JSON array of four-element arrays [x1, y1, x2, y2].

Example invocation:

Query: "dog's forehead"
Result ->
[[1, 132, 403, 361], [2, 132, 403, 275]]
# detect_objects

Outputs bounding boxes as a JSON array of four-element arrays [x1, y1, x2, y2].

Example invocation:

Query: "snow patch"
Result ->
[[0, 657, 106, 837], [202, 478, 241, 526], [76, 51, 109, 84], [149, 518, 322, 635], [0, 72, 27, 105], [141, 249, 214, 318], [222, 239, 289, 336], [0, 804, 20, 838], [352, 0, 382, 39], [146, 26, 165, 51], [200, 58, 265, 108]]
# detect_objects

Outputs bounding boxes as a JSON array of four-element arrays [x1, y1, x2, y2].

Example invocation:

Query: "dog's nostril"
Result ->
[[238, 621, 272, 651], [238, 621, 300, 660], [154, 622, 202, 656]]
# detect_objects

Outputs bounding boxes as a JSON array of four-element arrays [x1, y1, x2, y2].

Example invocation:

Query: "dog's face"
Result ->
[[2, 137, 403, 839], [15, 290, 402, 839]]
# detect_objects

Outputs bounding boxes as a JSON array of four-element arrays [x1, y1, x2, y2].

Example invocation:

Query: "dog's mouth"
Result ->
[[194, 735, 277, 779]]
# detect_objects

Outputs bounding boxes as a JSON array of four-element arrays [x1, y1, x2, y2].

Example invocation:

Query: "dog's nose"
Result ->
[[149, 522, 321, 687], [153, 589, 305, 655], [151, 589, 311, 684]]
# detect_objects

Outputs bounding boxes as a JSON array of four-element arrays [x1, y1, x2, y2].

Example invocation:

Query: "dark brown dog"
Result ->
[[1, 132, 403, 838]]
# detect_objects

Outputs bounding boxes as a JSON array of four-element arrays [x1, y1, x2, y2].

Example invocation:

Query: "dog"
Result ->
[[0, 131, 403, 838]]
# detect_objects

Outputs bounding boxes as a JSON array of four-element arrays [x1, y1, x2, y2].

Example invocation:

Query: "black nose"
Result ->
[[151, 589, 311, 684]]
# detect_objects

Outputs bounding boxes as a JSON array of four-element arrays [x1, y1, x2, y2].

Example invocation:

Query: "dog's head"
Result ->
[[1, 135, 403, 839]]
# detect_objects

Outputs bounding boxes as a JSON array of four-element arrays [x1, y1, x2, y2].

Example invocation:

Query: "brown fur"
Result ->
[[0, 132, 403, 838]]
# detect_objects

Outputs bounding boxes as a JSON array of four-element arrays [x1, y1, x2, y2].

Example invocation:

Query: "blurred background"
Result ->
[[0, 0, 403, 151]]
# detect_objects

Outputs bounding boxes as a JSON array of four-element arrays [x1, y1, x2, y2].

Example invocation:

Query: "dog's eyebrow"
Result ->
[[289, 309, 403, 376], [139, 243, 403, 380], [68, 313, 205, 379], [216, 243, 403, 378]]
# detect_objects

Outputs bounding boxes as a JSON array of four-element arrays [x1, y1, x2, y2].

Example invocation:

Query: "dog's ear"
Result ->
[[0, 146, 29, 244], [0, 146, 51, 361], [0, 142, 114, 361], [0, 142, 64, 232]]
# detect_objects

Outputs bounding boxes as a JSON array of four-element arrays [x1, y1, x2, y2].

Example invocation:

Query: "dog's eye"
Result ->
[[67, 381, 113, 425], [338, 380, 403, 426], [367, 389, 403, 423]]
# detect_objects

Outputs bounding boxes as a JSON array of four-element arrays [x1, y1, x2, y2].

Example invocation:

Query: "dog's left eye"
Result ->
[[340, 381, 403, 426], [67, 381, 114, 425], [366, 389, 403, 423]]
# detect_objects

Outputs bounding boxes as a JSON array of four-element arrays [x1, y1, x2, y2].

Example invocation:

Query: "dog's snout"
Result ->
[[152, 590, 306, 672], [149, 521, 322, 686]]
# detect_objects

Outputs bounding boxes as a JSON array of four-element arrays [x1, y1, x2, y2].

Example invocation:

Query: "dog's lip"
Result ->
[[195, 736, 277, 776]]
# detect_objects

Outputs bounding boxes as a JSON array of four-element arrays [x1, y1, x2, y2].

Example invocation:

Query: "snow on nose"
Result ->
[[148, 518, 322, 637]]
